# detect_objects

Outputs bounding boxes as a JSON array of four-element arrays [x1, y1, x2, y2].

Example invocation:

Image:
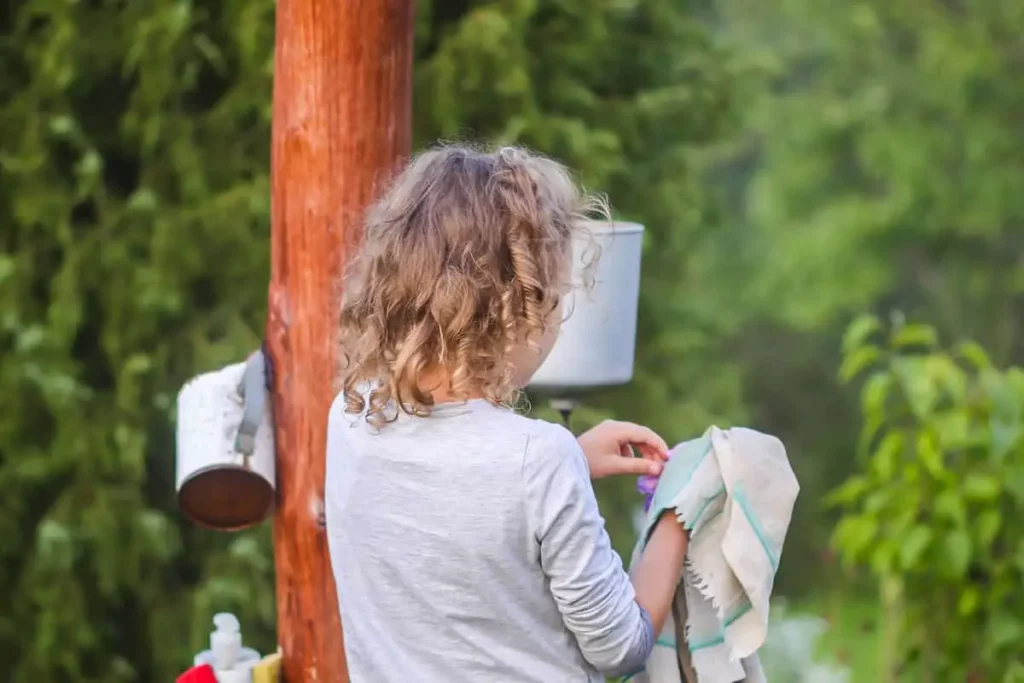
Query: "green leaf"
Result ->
[[956, 341, 992, 369], [984, 370, 1023, 425], [915, 430, 944, 478], [839, 345, 881, 383], [893, 358, 940, 420], [926, 355, 967, 402], [870, 539, 899, 576], [963, 473, 1001, 502], [863, 490, 891, 515], [957, 585, 980, 616], [976, 510, 1002, 549], [991, 420, 1023, 462], [860, 371, 894, 419], [824, 475, 871, 508], [942, 530, 972, 579], [871, 432, 904, 480], [934, 488, 967, 527], [891, 323, 938, 349], [932, 410, 970, 450], [843, 314, 881, 354], [857, 413, 885, 460], [832, 515, 878, 562], [899, 525, 932, 570]]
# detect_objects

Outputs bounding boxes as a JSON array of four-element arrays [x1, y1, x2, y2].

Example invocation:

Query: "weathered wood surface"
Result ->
[[267, 1, 414, 680]]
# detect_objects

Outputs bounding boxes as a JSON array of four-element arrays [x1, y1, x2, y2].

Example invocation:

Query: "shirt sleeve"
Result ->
[[523, 422, 654, 677]]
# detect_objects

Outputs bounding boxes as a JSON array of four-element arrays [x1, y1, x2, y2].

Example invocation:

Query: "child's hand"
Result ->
[[577, 420, 670, 480]]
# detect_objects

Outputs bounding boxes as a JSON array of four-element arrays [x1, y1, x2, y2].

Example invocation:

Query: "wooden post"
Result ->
[[266, 1, 414, 681]]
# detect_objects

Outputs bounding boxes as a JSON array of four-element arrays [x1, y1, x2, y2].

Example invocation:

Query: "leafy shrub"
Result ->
[[831, 315, 1024, 681]]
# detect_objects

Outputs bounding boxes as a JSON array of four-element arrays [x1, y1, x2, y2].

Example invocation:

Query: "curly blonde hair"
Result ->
[[338, 144, 605, 425]]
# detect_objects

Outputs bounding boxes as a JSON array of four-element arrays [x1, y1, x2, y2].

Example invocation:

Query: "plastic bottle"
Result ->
[[192, 613, 259, 683], [215, 668, 252, 683]]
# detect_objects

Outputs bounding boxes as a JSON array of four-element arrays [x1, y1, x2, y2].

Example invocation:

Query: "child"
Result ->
[[326, 145, 688, 682]]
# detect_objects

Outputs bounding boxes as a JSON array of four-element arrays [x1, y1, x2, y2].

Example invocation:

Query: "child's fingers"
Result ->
[[622, 443, 665, 476], [607, 421, 670, 458], [611, 456, 663, 477], [635, 442, 668, 462]]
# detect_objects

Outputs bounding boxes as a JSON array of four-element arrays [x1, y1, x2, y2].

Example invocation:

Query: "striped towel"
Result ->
[[627, 427, 799, 683]]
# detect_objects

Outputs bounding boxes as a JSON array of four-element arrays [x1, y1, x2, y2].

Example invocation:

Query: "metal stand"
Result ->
[[550, 398, 578, 428]]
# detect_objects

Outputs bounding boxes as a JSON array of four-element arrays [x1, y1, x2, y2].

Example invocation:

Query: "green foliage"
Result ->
[[0, 0, 277, 680], [714, 0, 1024, 351], [831, 316, 1024, 680], [703, 0, 1024, 599]]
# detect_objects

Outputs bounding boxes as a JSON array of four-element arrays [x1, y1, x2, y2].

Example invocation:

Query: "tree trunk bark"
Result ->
[[267, 1, 414, 681]]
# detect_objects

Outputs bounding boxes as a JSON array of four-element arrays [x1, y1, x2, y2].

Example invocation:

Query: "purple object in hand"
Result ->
[[634, 446, 675, 509], [637, 473, 659, 512], [636, 447, 676, 511]]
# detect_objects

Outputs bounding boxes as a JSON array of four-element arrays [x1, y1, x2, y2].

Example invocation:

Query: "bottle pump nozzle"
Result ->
[[211, 613, 242, 671]]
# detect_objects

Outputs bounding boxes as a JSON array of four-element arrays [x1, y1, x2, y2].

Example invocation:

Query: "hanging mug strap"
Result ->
[[235, 349, 268, 457]]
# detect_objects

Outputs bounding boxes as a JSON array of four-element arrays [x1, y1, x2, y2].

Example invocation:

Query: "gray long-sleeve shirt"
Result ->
[[325, 396, 654, 682]]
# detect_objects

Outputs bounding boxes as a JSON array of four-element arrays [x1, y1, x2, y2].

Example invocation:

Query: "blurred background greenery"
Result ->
[[2, 0, 1023, 680]]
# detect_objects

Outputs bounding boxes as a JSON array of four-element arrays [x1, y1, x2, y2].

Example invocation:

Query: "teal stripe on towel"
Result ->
[[685, 600, 754, 652], [725, 601, 753, 626], [678, 442, 714, 489], [688, 633, 725, 652], [732, 483, 779, 572], [686, 484, 726, 532]]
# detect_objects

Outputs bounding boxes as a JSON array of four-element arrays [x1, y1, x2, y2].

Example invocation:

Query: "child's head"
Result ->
[[339, 144, 605, 423]]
